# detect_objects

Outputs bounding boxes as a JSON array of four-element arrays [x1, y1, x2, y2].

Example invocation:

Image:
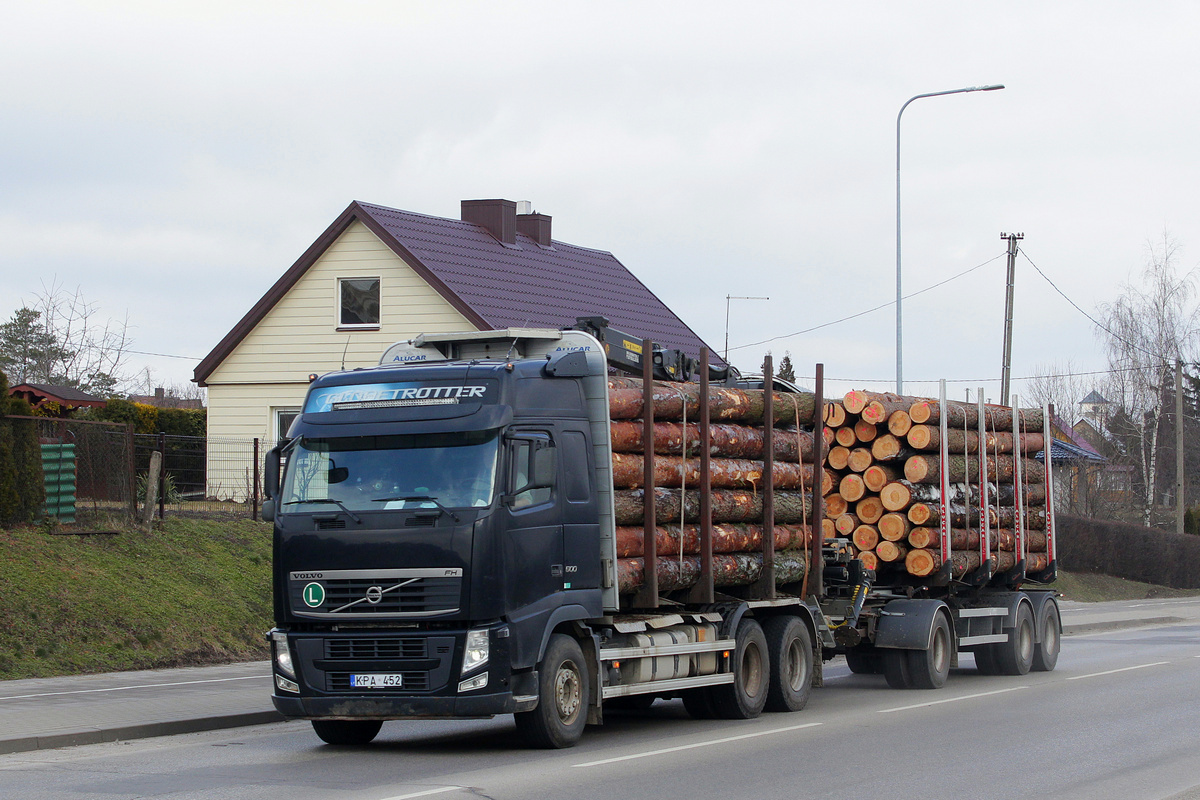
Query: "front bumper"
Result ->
[[272, 689, 522, 720]]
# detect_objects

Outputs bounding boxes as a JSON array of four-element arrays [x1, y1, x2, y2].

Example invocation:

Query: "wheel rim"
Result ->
[[1018, 620, 1034, 663], [1044, 615, 1060, 655], [931, 626, 949, 674], [554, 660, 582, 724], [785, 637, 809, 691], [742, 642, 764, 697]]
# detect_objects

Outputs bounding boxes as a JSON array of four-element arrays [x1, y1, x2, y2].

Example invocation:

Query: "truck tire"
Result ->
[[905, 614, 951, 689], [311, 719, 382, 746], [973, 645, 1000, 675], [845, 649, 882, 674], [711, 618, 770, 719], [1032, 602, 1061, 672], [763, 616, 812, 712], [994, 604, 1035, 676], [881, 648, 913, 689], [515, 634, 589, 748]]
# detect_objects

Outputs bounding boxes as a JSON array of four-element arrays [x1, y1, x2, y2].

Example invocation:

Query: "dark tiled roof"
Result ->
[[9, 384, 105, 407], [1038, 438, 1107, 463], [1080, 390, 1110, 405], [195, 200, 720, 384]]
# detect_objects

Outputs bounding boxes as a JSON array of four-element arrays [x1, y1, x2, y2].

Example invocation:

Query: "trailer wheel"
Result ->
[[311, 720, 382, 746], [994, 604, 1035, 676], [711, 618, 770, 719], [881, 648, 913, 689], [905, 614, 951, 689], [515, 634, 589, 748], [763, 616, 812, 712], [1031, 602, 1061, 672], [682, 687, 719, 719], [845, 649, 882, 674]]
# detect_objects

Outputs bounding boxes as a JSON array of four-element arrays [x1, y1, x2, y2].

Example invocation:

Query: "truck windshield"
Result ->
[[279, 430, 499, 512]]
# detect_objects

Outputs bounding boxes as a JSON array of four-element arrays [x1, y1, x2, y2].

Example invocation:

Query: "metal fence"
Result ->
[[14, 416, 272, 523]]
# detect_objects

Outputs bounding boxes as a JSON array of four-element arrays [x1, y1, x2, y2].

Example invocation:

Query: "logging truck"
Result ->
[[263, 318, 1060, 748]]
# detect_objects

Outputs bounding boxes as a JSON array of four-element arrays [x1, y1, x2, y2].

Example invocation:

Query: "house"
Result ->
[[128, 387, 204, 410], [194, 198, 721, 499]]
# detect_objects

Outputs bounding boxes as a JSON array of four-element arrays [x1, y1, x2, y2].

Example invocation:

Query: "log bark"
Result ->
[[1025, 552, 1050, 572], [905, 548, 983, 578], [863, 464, 902, 493], [613, 488, 812, 525], [907, 502, 996, 528], [612, 453, 821, 491], [903, 454, 1047, 485], [615, 523, 811, 557], [609, 421, 816, 462], [856, 495, 885, 525], [609, 381, 816, 426], [996, 506, 1047, 530], [616, 551, 807, 593], [907, 399, 1045, 432]]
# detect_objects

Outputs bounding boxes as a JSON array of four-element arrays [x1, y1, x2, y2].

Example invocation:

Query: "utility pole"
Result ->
[[1000, 232, 1024, 407], [1177, 358, 1185, 535]]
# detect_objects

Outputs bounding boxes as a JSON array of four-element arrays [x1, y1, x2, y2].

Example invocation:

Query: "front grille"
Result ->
[[328, 672, 430, 691], [326, 638, 427, 660], [290, 571, 461, 618]]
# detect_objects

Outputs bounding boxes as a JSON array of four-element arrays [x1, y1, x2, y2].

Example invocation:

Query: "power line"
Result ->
[[727, 252, 1006, 353], [124, 349, 198, 360]]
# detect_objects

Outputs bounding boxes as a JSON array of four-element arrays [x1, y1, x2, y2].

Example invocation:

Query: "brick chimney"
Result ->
[[515, 210, 552, 247], [461, 199, 517, 245]]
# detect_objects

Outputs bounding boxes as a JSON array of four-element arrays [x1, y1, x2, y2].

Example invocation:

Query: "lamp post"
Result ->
[[724, 295, 769, 362], [896, 83, 1004, 393]]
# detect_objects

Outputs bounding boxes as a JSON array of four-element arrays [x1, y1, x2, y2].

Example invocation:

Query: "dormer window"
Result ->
[[338, 277, 380, 328]]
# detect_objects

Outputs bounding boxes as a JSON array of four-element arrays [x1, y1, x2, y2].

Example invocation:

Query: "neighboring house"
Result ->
[[194, 198, 721, 499], [128, 387, 204, 410], [7, 384, 105, 416], [1079, 390, 1111, 424]]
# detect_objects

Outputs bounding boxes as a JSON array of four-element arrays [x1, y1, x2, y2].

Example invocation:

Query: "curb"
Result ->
[[0, 710, 285, 756], [1062, 616, 1186, 637]]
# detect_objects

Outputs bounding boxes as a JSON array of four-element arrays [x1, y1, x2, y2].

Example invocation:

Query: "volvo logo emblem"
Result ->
[[365, 586, 384, 604]]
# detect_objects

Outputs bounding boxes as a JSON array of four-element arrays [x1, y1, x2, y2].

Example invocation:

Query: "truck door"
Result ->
[[502, 431, 564, 612]]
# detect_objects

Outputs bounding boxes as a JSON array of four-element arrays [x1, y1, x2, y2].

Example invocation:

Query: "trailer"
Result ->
[[262, 319, 1058, 748]]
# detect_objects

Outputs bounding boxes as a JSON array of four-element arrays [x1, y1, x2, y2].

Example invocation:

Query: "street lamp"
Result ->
[[895, 84, 1004, 393]]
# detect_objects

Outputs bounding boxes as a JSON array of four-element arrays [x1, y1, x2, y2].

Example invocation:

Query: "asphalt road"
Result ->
[[2, 616, 1199, 800]]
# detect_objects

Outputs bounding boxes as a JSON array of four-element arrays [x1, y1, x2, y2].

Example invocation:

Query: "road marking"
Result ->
[[379, 787, 462, 800], [572, 722, 823, 767], [878, 686, 1028, 714], [0, 675, 265, 701], [1066, 661, 1170, 680]]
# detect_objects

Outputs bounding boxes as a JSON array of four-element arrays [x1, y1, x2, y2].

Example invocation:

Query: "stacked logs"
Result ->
[[609, 378, 819, 595], [825, 390, 1050, 581]]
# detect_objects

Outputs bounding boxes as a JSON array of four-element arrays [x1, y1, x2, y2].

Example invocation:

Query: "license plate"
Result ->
[[350, 673, 403, 688]]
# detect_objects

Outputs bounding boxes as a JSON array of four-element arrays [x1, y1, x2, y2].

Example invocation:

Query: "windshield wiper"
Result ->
[[370, 495, 461, 522], [283, 498, 361, 524]]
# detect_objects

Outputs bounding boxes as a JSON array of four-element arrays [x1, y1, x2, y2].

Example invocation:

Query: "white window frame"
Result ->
[[274, 407, 301, 442], [336, 276, 381, 330]]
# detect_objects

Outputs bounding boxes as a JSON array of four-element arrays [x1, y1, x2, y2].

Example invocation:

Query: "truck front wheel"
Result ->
[[763, 616, 812, 712], [311, 719, 382, 746], [711, 618, 770, 719], [515, 634, 589, 748]]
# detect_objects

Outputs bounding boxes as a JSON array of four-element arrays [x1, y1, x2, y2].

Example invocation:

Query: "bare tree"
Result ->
[[1097, 234, 1200, 526], [31, 279, 132, 394], [1021, 359, 1089, 425]]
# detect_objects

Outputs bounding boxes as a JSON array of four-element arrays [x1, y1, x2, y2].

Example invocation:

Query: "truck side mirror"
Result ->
[[261, 498, 276, 522], [263, 440, 288, 499]]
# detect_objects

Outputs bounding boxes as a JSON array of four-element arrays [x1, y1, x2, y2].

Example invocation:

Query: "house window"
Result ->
[[275, 408, 300, 441], [338, 277, 380, 328]]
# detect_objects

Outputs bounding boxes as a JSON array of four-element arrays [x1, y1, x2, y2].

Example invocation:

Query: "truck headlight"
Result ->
[[461, 629, 489, 675], [272, 631, 295, 677]]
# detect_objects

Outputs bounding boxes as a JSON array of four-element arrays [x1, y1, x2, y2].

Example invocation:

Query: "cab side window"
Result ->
[[509, 433, 555, 509]]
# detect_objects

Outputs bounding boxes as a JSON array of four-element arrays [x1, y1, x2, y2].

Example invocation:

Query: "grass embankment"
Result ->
[[0, 516, 272, 680], [1054, 570, 1199, 602]]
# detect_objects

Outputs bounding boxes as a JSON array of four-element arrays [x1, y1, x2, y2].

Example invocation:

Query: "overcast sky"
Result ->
[[4, 2, 1199, 405]]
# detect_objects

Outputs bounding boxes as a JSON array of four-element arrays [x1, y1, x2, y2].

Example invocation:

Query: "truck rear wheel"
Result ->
[[711, 618, 769, 719], [311, 719, 382, 746], [881, 648, 913, 689], [1032, 602, 1061, 672], [905, 614, 951, 689], [682, 687, 719, 719], [763, 616, 812, 712], [994, 604, 1035, 676], [515, 634, 589, 749], [845, 649, 882, 674]]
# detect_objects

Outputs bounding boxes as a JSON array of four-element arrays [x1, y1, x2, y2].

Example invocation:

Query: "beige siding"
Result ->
[[204, 221, 479, 499]]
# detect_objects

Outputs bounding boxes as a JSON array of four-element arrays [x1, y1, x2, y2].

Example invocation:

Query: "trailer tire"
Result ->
[[845, 650, 882, 674], [994, 604, 1035, 676], [711, 618, 770, 719], [882, 648, 913, 689], [1031, 602, 1061, 672], [763, 616, 812, 712], [311, 720, 382, 746], [905, 614, 951, 689], [682, 687, 719, 719], [515, 634, 589, 748]]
